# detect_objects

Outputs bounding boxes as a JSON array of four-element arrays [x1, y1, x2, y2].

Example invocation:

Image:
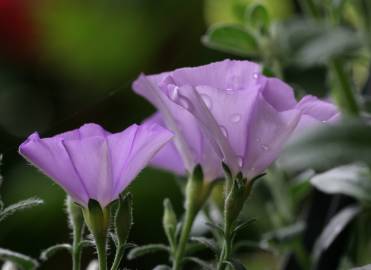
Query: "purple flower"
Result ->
[[133, 59, 339, 179], [19, 123, 173, 207]]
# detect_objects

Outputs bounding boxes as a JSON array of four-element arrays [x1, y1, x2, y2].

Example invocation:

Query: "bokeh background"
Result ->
[[0, 0, 369, 269]]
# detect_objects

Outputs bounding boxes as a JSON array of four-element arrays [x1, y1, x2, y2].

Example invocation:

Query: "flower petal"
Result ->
[[63, 136, 113, 207], [174, 85, 240, 174], [243, 94, 302, 177], [263, 78, 297, 111], [170, 59, 261, 90], [296, 96, 339, 122], [109, 122, 174, 198], [143, 113, 186, 175], [19, 132, 90, 206], [133, 74, 202, 172]]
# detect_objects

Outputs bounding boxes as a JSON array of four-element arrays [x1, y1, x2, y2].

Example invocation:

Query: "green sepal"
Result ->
[[83, 199, 110, 242], [162, 198, 177, 249], [224, 173, 260, 233], [114, 193, 133, 247]]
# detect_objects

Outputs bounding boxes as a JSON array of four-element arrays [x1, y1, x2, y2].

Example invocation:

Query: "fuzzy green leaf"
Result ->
[[310, 164, 371, 202], [312, 205, 361, 265], [127, 244, 169, 260], [40, 244, 72, 261], [0, 198, 43, 222], [0, 248, 38, 270], [202, 24, 258, 57], [185, 257, 214, 270]]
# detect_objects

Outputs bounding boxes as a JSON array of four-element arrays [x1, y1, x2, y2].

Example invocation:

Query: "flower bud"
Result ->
[[162, 198, 177, 248], [114, 193, 133, 247]]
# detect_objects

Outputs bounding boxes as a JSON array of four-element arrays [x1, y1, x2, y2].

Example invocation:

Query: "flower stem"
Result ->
[[95, 234, 107, 270], [330, 58, 360, 116], [110, 245, 125, 270], [172, 165, 213, 270], [72, 227, 83, 270], [172, 204, 197, 270]]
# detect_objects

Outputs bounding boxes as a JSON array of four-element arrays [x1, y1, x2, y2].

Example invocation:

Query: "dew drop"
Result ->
[[225, 88, 234, 95], [253, 72, 260, 79], [256, 138, 261, 143], [169, 86, 179, 101], [261, 144, 269, 151], [178, 97, 191, 110], [321, 120, 327, 124], [201, 94, 212, 109], [219, 125, 228, 138], [230, 113, 241, 123], [237, 156, 243, 167]]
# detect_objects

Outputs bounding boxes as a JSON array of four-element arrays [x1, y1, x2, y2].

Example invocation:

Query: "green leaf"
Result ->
[[246, 4, 270, 32], [312, 205, 361, 265], [205, 222, 224, 237], [0, 248, 39, 270], [202, 24, 259, 57], [280, 120, 371, 171], [0, 198, 43, 222], [223, 259, 247, 270], [310, 164, 371, 202], [127, 244, 170, 260], [277, 19, 362, 66], [184, 257, 214, 270], [351, 265, 371, 270], [233, 240, 272, 253], [40, 244, 72, 261], [190, 237, 218, 254], [264, 222, 305, 242], [232, 219, 255, 236], [153, 265, 171, 270]]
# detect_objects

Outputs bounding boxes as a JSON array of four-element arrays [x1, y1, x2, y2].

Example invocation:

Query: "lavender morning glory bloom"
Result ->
[[133, 59, 339, 179], [19, 123, 173, 207]]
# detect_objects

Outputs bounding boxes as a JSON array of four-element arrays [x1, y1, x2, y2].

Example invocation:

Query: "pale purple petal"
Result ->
[[169, 59, 261, 90], [263, 78, 297, 111], [243, 94, 302, 177], [144, 113, 186, 175], [133, 75, 202, 172], [63, 136, 113, 207], [110, 122, 174, 198], [296, 96, 339, 122], [19, 133, 90, 206], [174, 85, 240, 174], [292, 95, 340, 138]]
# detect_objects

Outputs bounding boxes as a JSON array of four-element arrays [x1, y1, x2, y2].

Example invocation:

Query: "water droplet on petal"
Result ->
[[225, 88, 234, 95], [230, 114, 241, 123], [169, 86, 179, 101], [261, 144, 269, 151], [219, 125, 228, 138], [321, 120, 327, 124], [237, 156, 243, 168], [256, 138, 261, 143], [178, 97, 191, 110], [253, 72, 260, 79], [200, 94, 212, 109]]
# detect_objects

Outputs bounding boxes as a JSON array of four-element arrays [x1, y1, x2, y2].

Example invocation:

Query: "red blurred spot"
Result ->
[[0, 0, 38, 59]]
